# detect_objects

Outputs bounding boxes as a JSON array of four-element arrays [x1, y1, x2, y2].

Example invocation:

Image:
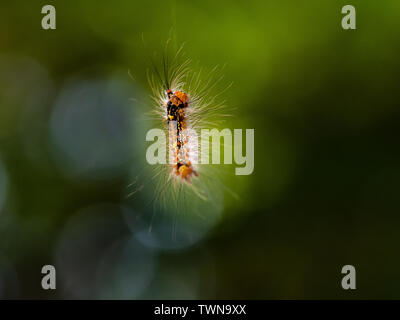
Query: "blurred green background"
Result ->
[[1, 0, 400, 299]]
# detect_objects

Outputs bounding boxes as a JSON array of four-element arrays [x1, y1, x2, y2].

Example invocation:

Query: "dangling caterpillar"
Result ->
[[165, 88, 198, 182], [127, 42, 235, 237], [144, 43, 230, 203]]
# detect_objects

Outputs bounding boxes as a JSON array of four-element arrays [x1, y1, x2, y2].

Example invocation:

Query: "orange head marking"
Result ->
[[174, 91, 188, 106], [166, 90, 188, 107]]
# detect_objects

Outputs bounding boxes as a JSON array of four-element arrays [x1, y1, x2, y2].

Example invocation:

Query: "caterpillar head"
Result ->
[[166, 89, 189, 107]]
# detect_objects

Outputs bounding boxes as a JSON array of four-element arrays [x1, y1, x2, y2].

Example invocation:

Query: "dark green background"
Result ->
[[0, 0, 400, 299]]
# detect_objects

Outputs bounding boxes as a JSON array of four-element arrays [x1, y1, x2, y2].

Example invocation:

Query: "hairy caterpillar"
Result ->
[[166, 88, 197, 182], [145, 45, 231, 196], [127, 44, 234, 243]]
